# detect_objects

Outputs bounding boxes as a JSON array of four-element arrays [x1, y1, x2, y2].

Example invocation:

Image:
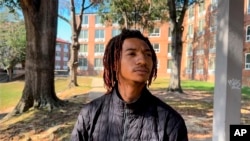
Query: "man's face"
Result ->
[[117, 38, 153, 84]]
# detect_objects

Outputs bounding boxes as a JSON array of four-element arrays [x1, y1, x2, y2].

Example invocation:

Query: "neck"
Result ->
[[117, 82, 145, 103]]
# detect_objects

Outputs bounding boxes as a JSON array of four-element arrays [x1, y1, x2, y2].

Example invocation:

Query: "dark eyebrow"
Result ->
[[125, 48, 137, 52], [125, 47, 151, 52]]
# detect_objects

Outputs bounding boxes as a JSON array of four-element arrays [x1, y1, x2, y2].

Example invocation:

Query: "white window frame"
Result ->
[[246, 25, 250, 42], [167, 59, 172, 73], [95, 29, 105, 42], [247, 0, 250, 14], [149, 28, 160, 37], [208, 56, 215, 74], [79, 44, 88, 56], [94, 44, 104, 56], [78, 58, 88, 70], [245, 53, 250, 70], [94, 58, 103, 70], [80, 30, 88, 42], [153, 43, 160, 53], [82, 15, 89, 27], [95, 15, 103, 27]]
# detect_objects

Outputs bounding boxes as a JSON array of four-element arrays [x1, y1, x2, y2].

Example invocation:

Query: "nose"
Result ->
[[136, 53, 147, 65]]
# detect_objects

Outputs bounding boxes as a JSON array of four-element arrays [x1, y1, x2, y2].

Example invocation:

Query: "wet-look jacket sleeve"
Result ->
[[71, 108, 89, 141]]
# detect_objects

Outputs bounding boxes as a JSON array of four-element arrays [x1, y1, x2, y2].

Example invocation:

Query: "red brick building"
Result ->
[[75, 0, 250, 86], [55, 38, 70, 75]]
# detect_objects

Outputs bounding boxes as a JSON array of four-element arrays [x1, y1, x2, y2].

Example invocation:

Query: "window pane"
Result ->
[[80, 44, 87, 52], [112, 29, 120, 37], [95, 15, 101, 24], [83, 15, 88, 24], [167, 59, 172, 69], [246, 54, 250, 63]]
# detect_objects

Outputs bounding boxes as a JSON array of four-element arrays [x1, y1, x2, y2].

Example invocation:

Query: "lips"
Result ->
[[133, 68, 150, 74]]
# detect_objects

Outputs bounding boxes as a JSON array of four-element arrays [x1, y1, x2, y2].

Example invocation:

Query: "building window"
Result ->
[[153, 43, 160, 53], [208, 56, 215, 74], [95, 44, 104, 53], [80, 44, 88, 52], [196, 39, 204, 55], [64, 53, 68, 58], [55, 61, 60, 69], [149, 28, 160, 36], [79, 44, 88, 56], [189, 5, 194, 18], [186, 58, 192, 74], [82, 15, 88, 26], [187, 43, 193, 56], [63, 61, 68, 69], [55, 51, 60, 57], [210, 13, 217, 32], [199, 1, 205, 13], [248, 0, 250, 14], [188, 24, 193, 38], [95, 44, 104, 56], [56, 44, 61, 51], [246, 26, 250, 42], [245, 53, 250, 70], [168, 27, 172, 38], [196, 57, 204, 74], [112, 29, 120, 37], [79, 58, 88, 70], [198, 19, 205, 35], [95, 29, 105, 41], [167, 59, 173, 69], [211, 0, 218, 11], [94, 58, 103, 70], [80, 30, 88, 41], [167, 43, 172, 57], [209, 35, 216, 53], [64, 44, 69, 52], [95, 15, 103, 26]]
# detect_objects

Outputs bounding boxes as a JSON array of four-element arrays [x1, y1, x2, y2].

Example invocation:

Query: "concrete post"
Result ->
[[213, 0, 244, 141]]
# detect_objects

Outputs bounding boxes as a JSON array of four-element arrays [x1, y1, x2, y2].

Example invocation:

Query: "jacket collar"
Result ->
[[111, 84, 151, 114]]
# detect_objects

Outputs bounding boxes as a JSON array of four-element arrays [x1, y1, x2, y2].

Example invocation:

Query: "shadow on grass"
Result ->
[[0, 89, 250, 141], [0, 93, 90, 141]]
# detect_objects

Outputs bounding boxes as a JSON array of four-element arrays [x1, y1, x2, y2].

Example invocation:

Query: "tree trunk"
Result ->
[[68, 42, 79, 87], [9, 0, 64, 116], [6, 67, 13, 81], [68, 0, 80, 87], [167, 24, 183, 93]]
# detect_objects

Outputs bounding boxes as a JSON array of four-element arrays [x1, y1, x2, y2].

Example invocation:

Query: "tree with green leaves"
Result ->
[[100, 0, 202, 93], [1, 0, 64, 116], [0, 8, 26, 81], [99, 0, 168, 31], [58, 0, 103, 87]]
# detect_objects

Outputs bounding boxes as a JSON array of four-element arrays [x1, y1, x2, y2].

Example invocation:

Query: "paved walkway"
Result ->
[[87, 77, 106, 101]]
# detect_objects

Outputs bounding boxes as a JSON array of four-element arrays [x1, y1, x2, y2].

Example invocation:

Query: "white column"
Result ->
[[213, 0, 244, 141]]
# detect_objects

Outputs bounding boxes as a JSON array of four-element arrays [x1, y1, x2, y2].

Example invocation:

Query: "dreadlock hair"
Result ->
[[103, 28, 157, 93]]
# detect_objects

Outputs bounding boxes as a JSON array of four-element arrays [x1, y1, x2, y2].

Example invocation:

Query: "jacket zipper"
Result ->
[[122, 108, 129, 141]]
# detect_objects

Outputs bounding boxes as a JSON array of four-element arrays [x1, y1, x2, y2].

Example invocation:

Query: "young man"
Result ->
[[71, 29, 188, 141]]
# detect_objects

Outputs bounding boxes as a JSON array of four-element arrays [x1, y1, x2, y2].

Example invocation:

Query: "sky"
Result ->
[[57, 0, 100, 42], [57, 18, 71, 42]]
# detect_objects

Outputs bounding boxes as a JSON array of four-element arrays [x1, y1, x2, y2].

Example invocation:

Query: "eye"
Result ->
[[146, 53, 152, 57], [128, 52, 136, 56]]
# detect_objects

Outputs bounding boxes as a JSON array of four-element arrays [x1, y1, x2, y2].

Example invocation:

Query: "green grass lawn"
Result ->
[[150, 77, 250, 97], [0, 77, 250, 112], [0, 77, 92, 111], [150, 77, 214, 92]]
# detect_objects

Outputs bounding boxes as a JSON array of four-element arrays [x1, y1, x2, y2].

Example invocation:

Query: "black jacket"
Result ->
[[71, 87, 188, 141]]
